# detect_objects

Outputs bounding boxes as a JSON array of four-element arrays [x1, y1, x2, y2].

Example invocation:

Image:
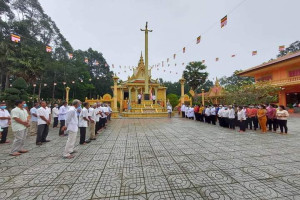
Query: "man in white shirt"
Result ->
[[205, 106, 211, 124], [52, 104, 59, 128], [138, 93, 142, 104], [10, 100, 30, 156], [167, 104, 172, 118], [62, 99, 81, 159], [222, 106, 230, 128], [58, 101, 68, 136], [185, 105, 189, 118], [95, 103, 102, 133], [79, 102, 89, 145], [210, 105, 216, 125], [36, 101, 51, 145], [217, 105, 224, 127], [181, 104, 186, 118], [29, 102, 39, 136], [101, 104, 109, 128], [107, 104, 112, 121], [228, 105, 236, 130], [0, 102, 11, 144], [152, 94, 156, 104], [88, 103, 97, 140]]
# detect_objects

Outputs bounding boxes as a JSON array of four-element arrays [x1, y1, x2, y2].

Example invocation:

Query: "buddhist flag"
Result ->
[[68, 53, 73, 59], [175, 63, 177, 66], [105, 63, 108, 67], [173, 54, 176, 59], [162, 61, 164, 67], [118, 72, 120, 74], [119, 66, 121, 68], [196, 36, 201, 44], [202, 60, 205, 63], [46, 46, 52, 52], [182, 63, 185, 66], [167, 58, 169, 62], [252, 51, 257, 56], [279, 45, 285, 51], [11, 34, 21, 43], [176, 72, 178, 74], [221, 15, 227, 28], [183, 47, 186, 53], [216, 57, 219, 61], [170, 71, 172, 73], [112, 64, 114, 68], [231, 54, 236, 57], [93, 60, 99, 66], [164, 70, 166, 72], [84, 58, 88, 63]]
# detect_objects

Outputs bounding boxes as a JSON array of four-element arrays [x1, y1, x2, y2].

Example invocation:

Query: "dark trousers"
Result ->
[[138, 99, 141, 104], [100, 118, 106, 129], [211, 115, 216, 125], [267, 118, 277, 131], [195, 112, 200, 121], [96, 121, 100, 133], [153, 100, 155, 104], [199, 114, 203, 122], [59, 120, 65, 135], [182, 111, 185, 118], [79, 127, 86, 144], [223, 118, 229, 128], [205, 116, 211, 123], [37, 124, 49, 143], [239, 120, 246, 131], [218, 117, 223, 126], [278, 120, 288, 133], [0, 127, 8, 143], [53, 117, 58, 128], [247, 118, 253, 130], [229, 118, 235, 129], [252, 117, 258, 130]]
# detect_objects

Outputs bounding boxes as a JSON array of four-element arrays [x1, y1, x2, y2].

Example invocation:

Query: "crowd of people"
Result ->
[[0, 100, 112, 158], [180, 103, 290, 134]]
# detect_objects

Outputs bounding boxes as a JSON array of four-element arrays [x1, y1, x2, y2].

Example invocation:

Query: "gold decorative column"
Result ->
[[201, 88, 205, 106], [65, 87, 70, 103], [112, 75, 119, 118], [154, 87, 158, 104], [135, 87, 138, 103], [128, 86, 132, 102], [120, 88, 123, 113], [140, 22, 152, 100], [179, 77, 186, 104]]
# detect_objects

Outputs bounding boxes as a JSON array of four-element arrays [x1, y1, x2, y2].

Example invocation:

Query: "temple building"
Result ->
[[238, 51, 300, 106]]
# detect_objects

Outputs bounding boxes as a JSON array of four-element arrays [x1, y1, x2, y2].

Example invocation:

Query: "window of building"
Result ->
[[289, 68, 300, 77], [256, 75, 272, 82]]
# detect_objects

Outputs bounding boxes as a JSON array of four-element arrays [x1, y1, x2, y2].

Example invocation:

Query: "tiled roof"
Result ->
[[238, 51, 300, 76]]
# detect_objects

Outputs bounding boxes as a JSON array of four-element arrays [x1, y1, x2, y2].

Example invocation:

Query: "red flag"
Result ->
[[173, 54, 176, 59], [105, 63, 108, 67], [11, 34, 21, 43], [216, 58, 219, 62], [84, 58, 88, 63], [252, 51, 257, 56], [112, 64, 114, 68], [68, 53, 73, 59], [167, 58, 169, 62], [46, 46, 52, 52], [182, 63, 185, 66], [162, 61, 164, 67], [231, 54, 236, 57], [196, 36, 201, 44], [221, 15, 227, 28], [183, 47, 186, 53], [279, 45, 285, 51], [202, 60, 205, 63]]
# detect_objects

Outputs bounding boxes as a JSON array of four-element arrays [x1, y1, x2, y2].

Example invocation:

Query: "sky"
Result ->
[[39, 0, 300, 82]]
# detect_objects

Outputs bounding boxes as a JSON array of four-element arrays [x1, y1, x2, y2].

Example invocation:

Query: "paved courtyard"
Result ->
[[0, 117, 300, 199]]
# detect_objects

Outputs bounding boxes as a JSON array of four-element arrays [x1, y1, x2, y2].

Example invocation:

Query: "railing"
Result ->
[[267, 76, 300, 86]]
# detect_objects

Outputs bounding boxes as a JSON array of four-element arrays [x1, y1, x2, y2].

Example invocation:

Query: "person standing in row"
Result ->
[[237, 106, 246, 132], [58, 101, 68, 136], [257, 105, 267, 133], [228, 105, 235, 130], [181, 104, 186, 118], [36, 101, 51, 145], [29, 102, 39, 136], [167, 103, 172, 118], [138, 93, 142, 104], [10, 100, 30, 156], [52, 104, 59, 128], [276, 105, 289, 134], [205, 106, 211, 123], [210, 105, 216, 125], [267, 104, 277, 132], [79, 102, 89, 145], [88, 103, 97, 140], [0, 102, 11, 144], [62, 99, 81, 159], [95, 103, 101, 134]]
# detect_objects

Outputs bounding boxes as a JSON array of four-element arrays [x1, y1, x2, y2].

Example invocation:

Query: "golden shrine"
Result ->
[[206, 78, 225, 104]]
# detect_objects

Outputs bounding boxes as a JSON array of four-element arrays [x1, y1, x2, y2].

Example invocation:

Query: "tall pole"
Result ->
[[141, 22, 152, 100], [201, 88, 205, 106], [66, 87, 70, 104], [113, 74, 119, 111], [179, 77, 186, 104]]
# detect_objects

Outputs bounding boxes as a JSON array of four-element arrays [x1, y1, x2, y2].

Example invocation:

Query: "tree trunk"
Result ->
[[38, 83, 42, 102], [5, 72, 9, 90]]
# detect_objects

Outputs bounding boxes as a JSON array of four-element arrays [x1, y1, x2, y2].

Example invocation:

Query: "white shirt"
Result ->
[[205, 108, 211, 116], [188, 107, 194, 117], [228, 109, 235, 119], [223, 109, 229, 118], [52, 107, 59, 118], [37, 107, 50, 125], [88, 107, 96, 121], [101, 107, 107, 118], [30, 107, 38, 122], [65, 106, 79, 132], [152, 95, 156, 100], [108, 106, 112, 113], [79, 107, 89, 127], [218, 108, 224, 117], [181, 105, 186, 112], [138, 94, 142, 99], [58, 106, 68, 121], [11, 107, 28, 132], [210, 107, 216, 115], [237, 110, 246, 120], [95, 107, 102, 122], [0, 109, 10, 128], [167, 105, 172, 113]]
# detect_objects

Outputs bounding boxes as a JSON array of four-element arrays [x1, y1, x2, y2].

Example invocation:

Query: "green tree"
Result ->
[[183, 61, 208, 91], [277, 41, 300, 58], [167, 93, 179, 108], [219, 70, 254, 92]]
